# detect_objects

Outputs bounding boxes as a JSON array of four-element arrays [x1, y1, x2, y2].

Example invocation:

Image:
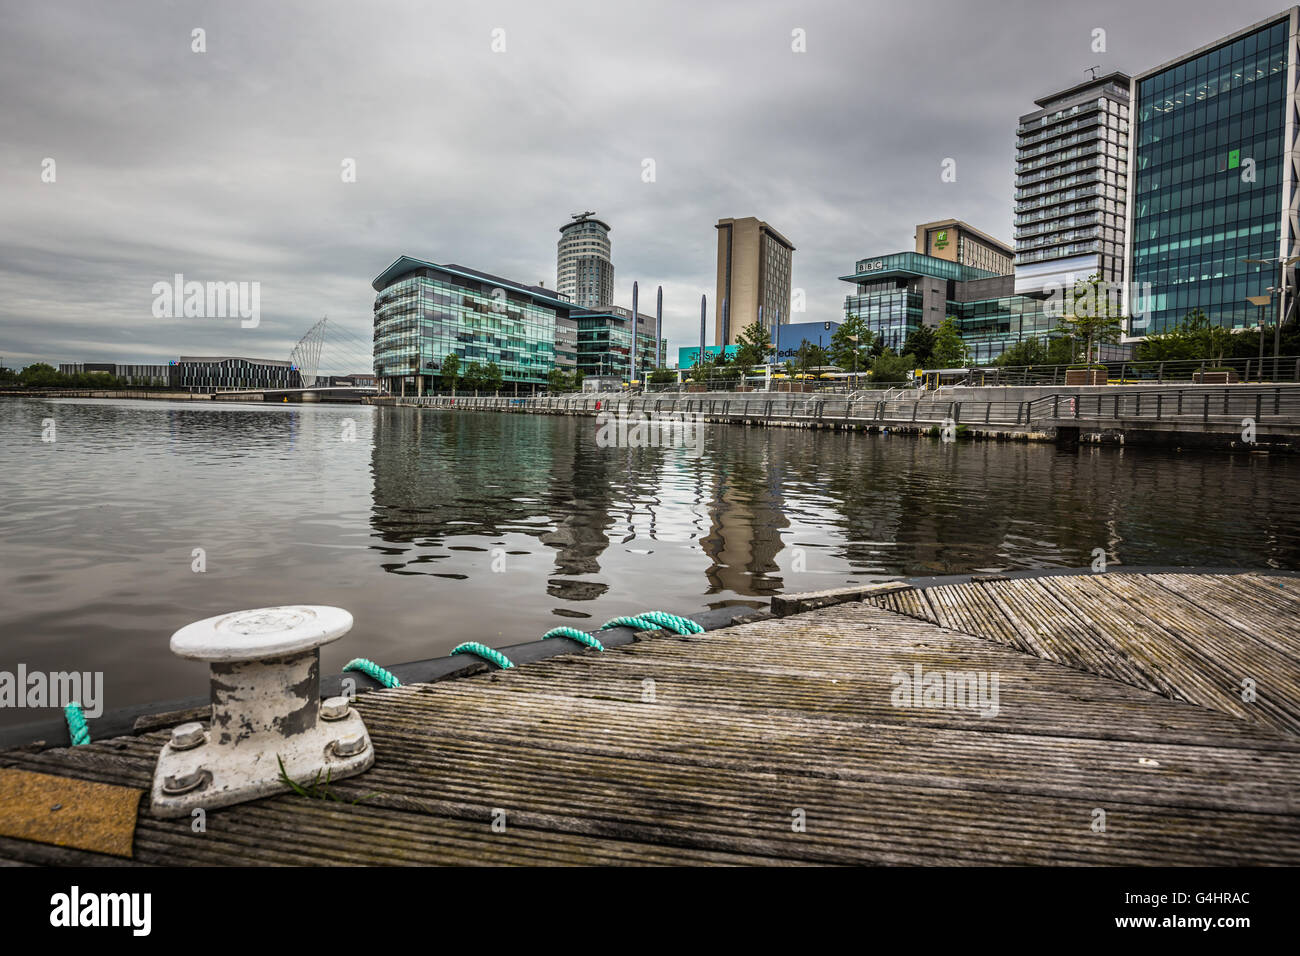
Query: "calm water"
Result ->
[[3, 396, 1300, 725]]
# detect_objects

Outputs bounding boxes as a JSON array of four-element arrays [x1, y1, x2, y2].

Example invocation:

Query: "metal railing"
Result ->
[[971, 356, 1300, 387], [398, 384, 1300, 433]]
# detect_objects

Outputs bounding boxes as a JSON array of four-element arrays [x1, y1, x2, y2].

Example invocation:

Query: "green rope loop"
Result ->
[[599, 611, 704, 636], [541, 626, 605, 651], [451, 642, 515, 669], [600, 615, 661, 632], [64, 702, 90, 746], [343, 658, 401, 688], [633, 610, 705, 635]]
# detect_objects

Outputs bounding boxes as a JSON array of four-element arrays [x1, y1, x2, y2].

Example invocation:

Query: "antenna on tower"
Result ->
[[571, 210, 596, 222], [1085, 65, 1102, 80]]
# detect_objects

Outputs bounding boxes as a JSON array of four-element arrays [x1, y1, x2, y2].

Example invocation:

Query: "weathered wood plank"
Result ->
[[1, 574, 1297, 866]]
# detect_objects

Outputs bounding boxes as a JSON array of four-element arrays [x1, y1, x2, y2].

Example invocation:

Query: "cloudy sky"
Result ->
[[0, 0, 1287, 371]]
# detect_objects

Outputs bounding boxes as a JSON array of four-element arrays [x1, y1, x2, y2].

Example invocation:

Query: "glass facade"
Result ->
[[843, 251, 1055, 362], [1131, 18, 1291, 332], [373, 265, 561, 391], [574, 309, 666, 380], [844, 284, 923, 352]]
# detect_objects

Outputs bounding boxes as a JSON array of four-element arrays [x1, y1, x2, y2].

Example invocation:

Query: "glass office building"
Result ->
[[372, 257, 573, 394], [840, 251, 1055, 364], [1127, 13, 1294, 333], [573, 306, 666, 381]]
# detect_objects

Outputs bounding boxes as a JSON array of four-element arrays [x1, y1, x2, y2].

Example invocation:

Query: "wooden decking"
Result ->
[[1, 571, 1298, 865]]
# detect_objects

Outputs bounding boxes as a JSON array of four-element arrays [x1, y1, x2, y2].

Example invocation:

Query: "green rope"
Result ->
[[541, 626, 605, 651], [64, 702, 90, 747], [632, 610, 705, 635], [343, 658, 401, 688], [451, 642, 515, 669], [599, 611, 704, 636], [601, 615, 660, 632]]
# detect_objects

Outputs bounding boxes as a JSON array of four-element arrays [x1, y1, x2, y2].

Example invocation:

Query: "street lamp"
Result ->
[[1243, 256, 1300, 378], [1247, 295, 1271, 381], [847, 333, 859, 385]]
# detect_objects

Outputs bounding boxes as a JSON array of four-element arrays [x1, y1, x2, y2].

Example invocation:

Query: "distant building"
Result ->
[[556, 212, 614, 309], [715, 217, 795, 346], [58, 362, 168, 385], [842, 251, 1058, 365], [914, 220, 1013, 275], [169, 357, 301, 393], [555, 314, 579, 371], [573, 304, 665, 382], [371, 256, 579, 395]]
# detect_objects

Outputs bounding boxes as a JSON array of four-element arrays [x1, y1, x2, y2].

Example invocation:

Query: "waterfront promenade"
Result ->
[[1, 569, 1296, 865], [388, 384, 1300, 449]]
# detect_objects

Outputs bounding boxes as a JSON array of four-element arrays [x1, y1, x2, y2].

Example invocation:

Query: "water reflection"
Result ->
[[3, 397, 1300, 726]]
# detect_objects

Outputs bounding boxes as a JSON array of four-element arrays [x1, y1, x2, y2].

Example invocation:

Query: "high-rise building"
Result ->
[[556, 212, 613, 309], [915, 220, 1014, 275], [1014, 73, 1132, 295], [714, 217, 795, 346], [1125, 10, 1295, 334]]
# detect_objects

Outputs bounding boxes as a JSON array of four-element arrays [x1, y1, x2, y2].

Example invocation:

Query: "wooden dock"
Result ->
[[2, 570, 1298, 865]]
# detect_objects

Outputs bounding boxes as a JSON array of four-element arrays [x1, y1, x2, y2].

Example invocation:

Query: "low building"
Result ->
[[169, 357, 301, 393], [58, 362, 169, 385], [677, 344, 738, 368], [774, 321, 842, 362]]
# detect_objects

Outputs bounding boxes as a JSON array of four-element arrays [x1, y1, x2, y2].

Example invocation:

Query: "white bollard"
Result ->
[[150, 606, 374, 817]]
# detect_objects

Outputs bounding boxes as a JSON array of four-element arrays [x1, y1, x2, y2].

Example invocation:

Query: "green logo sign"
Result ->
[[1228, 149, 1240, 170], [934, 230, 949, 250]]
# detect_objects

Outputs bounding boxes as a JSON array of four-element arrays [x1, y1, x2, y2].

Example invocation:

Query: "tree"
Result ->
[[483, 361, 503, 392], [902, 326, 936, 367], [547, 368, 573, 392], [794, 339, 828, 377], [830, 315, 874, 374], [929, 317, 968, 369], [1056, 273, 1125, 363], [648, 367, 675, 385], [19, 363, 61, 387], [994, 336, 1051, 367], [733, 320, 774, 368], [870, 349, 914, 383], [1134, 309, 1233, 363], [441, 353, 460, 392], [461, 361, 484, 391]]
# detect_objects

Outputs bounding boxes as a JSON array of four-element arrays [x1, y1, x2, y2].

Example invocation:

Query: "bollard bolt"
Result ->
[[332, 732, 368, 758], [170, 722, 207, 750], [320, 696, 352, 721], [162, 769, 207, 795]]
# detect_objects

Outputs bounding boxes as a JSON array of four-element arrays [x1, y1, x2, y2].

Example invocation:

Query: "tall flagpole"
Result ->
[[655, 286, 663, 373], [631, 280, 639, 388]]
